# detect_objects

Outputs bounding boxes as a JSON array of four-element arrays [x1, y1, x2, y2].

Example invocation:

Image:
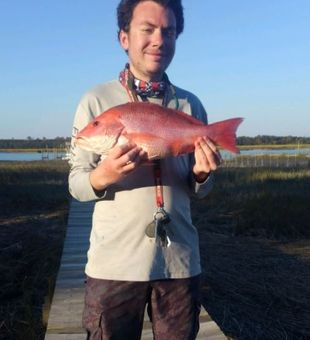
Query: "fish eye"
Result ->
[[93, 121, 99, 127]]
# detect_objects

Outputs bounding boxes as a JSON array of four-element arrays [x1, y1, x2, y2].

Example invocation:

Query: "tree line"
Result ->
[[237, 135, 310, 145], [0, 137, 71, 150], [0, 136, 309, 150]]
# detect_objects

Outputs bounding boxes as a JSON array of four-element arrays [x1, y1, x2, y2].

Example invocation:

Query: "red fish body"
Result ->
[[76, 102, 243, 159]]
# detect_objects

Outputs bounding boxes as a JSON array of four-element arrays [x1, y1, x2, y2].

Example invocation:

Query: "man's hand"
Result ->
[[90, 142, 147, 191], [193, 137, 222, 182]]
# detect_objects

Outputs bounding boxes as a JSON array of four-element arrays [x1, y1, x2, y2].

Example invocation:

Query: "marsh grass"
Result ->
[[0, 160, 70, 340], [0, 162, 309, 339], [193, 168, 310, 239], [192, 167, 310, 339], [0, 161, 69, 217]]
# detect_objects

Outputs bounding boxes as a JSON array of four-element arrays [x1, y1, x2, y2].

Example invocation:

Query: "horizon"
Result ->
[[0, 0, 309, 138]]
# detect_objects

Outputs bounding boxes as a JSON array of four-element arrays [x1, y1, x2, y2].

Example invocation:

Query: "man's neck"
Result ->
[[128, 67, 164, 82]]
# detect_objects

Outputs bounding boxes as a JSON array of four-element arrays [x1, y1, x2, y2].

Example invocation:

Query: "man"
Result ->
[[69, 0, 221, 339]]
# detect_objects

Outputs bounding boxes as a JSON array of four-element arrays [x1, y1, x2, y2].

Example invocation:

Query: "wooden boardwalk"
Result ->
[[45, 199, 227, 340]]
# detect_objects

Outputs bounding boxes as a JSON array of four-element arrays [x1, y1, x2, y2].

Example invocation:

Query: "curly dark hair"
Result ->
[[117, 0, 184, 39]]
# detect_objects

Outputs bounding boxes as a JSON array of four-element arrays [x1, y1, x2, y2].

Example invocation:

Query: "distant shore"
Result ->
[[0, 148, 67, 153], [1, 144, 310, 153]]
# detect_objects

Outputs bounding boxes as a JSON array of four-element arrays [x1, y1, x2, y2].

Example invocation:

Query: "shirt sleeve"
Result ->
[[190, 168, 215, 199], [187, 93, 215, 199], [68, 96, 106, 202]]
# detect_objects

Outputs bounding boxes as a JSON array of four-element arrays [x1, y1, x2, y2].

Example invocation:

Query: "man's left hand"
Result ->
[[192, 137, 222, 182]]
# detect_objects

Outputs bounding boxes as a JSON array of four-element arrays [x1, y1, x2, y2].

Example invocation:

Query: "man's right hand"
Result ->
[[89, 142, 147, 191]]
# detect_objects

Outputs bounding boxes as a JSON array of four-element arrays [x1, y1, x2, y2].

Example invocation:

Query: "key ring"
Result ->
[[153, 207, 168, 221]]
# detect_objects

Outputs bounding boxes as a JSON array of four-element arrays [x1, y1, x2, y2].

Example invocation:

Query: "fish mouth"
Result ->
[[75, 135, 118, 155], [75, 136, 92, 151]]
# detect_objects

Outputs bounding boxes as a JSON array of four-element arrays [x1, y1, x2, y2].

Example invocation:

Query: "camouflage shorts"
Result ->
[[83, 275, 201, 340]]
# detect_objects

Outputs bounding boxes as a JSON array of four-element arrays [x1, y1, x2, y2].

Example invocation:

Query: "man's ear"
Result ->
[[119, 30, 129, 51]]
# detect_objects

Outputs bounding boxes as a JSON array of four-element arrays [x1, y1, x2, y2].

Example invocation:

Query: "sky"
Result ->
[[0, 0, 309, 139]]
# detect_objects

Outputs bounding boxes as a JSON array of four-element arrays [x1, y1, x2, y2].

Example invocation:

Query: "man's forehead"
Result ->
[[137, 19, 176, 28], [131, 3, 176, 27]]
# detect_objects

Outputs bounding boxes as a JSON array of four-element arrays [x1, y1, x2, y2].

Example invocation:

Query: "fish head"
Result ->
[[75, 112, 125, 155]]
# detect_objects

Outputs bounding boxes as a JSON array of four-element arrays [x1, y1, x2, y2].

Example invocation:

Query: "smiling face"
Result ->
[[119, 1, 177, 81]]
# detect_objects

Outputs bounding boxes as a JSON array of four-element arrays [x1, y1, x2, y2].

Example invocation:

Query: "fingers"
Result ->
[[121, 148, 148, 173], [198, 138, 222, 166], [90, 142, 148, 190], [193, 137, 222, 176], [109, 142, 137, 159], [109, 142, 147, 173]]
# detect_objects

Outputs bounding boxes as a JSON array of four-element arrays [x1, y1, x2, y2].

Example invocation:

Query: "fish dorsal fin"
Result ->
[[170, 107, 205, 126]]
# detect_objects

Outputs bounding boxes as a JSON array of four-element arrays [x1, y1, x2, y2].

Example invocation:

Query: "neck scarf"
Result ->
[[119, 63, 168, 98]]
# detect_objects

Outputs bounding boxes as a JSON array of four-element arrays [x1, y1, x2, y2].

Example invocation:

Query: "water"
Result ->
[[0, 149, 309, 161], [0, 152, 66, 161], [240, 148, 310, 156]]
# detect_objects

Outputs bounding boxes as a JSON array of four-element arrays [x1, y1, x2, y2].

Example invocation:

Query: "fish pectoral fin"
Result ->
[[125, 133, 171, 159]]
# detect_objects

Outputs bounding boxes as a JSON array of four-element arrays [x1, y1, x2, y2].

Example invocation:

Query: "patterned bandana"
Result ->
[[119, 64, 167, 98]]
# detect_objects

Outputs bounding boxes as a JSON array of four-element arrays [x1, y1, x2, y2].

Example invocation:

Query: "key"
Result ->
[[145, 208, 170, 238], [156, 222, 171, 248], [145, 219, 156, 238]]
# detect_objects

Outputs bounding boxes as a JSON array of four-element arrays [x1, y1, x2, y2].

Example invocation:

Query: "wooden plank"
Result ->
[[51, 279, 86, 289], [197, 321, 227, 340], [60, 244, 89, 252], [45, 199, 226, 339], [61, 256, 88, 264], [45, 335, 86, 340], [61, 245, 89, 253], [62, 231, 90, 238]]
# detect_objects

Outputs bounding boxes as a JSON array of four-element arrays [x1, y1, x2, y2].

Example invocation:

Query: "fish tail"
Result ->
[[205, 118, 244, 153]]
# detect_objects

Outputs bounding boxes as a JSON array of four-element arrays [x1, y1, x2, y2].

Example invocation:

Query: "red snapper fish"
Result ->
[[76, 102, 243, 159]]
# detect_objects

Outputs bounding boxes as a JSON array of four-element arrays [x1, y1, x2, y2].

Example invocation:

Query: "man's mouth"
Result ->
[[146, 52, 165, 60]]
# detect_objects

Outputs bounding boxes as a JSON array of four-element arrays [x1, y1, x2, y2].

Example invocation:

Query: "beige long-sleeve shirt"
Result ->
[[69, 80, 214, 281]]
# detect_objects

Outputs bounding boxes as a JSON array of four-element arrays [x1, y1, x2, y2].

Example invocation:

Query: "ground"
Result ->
[[0, 161, 309, 339]]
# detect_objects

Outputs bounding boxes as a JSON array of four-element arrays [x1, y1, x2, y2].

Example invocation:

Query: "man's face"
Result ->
[[119, 0, 177, 81]]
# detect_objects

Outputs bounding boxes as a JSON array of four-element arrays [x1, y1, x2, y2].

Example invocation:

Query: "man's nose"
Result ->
[[151, 29, 165, 46]]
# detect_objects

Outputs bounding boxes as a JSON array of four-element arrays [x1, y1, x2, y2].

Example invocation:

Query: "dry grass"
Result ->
[[0, 160, 70, 340], [0, 162, 309, 339], [199, 235, 310, 339], [193, 167, 310, 339]]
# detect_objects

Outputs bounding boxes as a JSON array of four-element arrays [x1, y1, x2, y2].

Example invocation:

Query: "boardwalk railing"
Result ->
[[222, 154, 310, 168], [45, 199, 227, 340]]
